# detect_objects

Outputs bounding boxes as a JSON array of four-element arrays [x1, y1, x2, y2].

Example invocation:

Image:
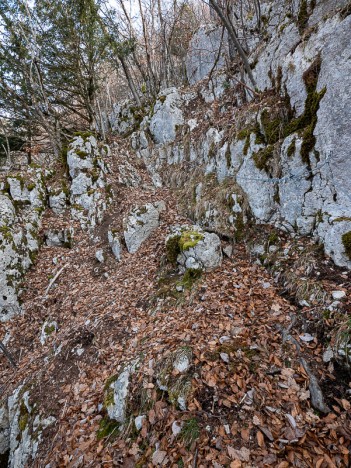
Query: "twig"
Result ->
[[0, 340, 17, 368], [44, 264, 68, 297], [193, 448, 198, 468]]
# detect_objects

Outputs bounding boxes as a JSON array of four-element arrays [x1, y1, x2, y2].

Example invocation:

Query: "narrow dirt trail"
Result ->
[[0, 145, 350, 467]]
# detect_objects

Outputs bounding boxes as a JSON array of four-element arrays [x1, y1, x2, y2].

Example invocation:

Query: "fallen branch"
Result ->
[[0, 340, 17, 368], [276, 315, 330, 414], [44, 264, 68, 297]]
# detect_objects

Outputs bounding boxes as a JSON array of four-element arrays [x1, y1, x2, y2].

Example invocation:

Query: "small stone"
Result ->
[[172, 420, 183, 436], [262, 282, 271, 289], [95, 249, 104, 263], [332, 290, 346, 300], [185, 256, 201, 270], [328, 301, 341, 311], [173, 354, 190, 373], [299, 333, 314, 342], [323, 348, 334, 363], [152, 450, 167, 466], [219, 335, 230, 344], [135, 415, 146, 431], [176, 285, 184, 292], [223, 245, 233, 258], [220, 352, 229, 363]]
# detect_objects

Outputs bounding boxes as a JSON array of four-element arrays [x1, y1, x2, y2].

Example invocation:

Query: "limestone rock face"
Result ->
[[48, 190, 67, 215], [67, 134, 110, 231], [149, 88, 184, 145], [134, 3, 351, 269], [166, 226, 222, 272], [0, 169, 46, 322], [124, 201, 165, 254], [0, 386, 56, 468], [186, 25, 228, 85]]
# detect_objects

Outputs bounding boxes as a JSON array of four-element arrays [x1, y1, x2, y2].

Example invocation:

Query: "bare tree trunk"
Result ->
[[119, 56, 142, 107], [138, 0, 158, 95], [208, 0, 256, 87]]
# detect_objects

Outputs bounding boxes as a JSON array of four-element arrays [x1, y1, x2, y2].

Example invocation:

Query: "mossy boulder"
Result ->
[[165, 226, 222, 272]]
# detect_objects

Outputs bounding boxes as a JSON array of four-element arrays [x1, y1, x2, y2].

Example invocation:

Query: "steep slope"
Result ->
[[1, 1, 351, 466], [0, 133, 350, 467]]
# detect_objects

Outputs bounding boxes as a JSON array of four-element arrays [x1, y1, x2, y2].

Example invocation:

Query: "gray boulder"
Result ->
[[0, 385, 56, 468], [124, 201, 165, 254], [1, 170, 46, 322], [67, 134, 110, 231]]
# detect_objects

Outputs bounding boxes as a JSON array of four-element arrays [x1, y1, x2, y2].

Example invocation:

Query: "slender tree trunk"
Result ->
[[208, 0, 256, 87], [119, 56, 142, 107]]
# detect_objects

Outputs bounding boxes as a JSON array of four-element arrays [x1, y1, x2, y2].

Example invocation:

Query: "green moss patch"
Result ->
[[284, 56, 326, 164], [179, 268, 202, 290], [287, 138, 296, 157], [179, 231, 204, 251], [96, 417, 119, 440], [166, 235, 181, 264], [261, 109, 281, 144], [342, 231, 351, 260], [252, 145, 274, 171]]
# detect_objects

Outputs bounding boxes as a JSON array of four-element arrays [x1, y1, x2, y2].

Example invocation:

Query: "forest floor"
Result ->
[[0, 141, 350, 467]]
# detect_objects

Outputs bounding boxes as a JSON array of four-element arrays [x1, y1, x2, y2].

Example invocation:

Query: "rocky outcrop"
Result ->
[[186, 25, 228, 85], [102, 360, 139, 431], [131, 1, 351, 269], [68, 134, 110, 232], [149, 88, 184, 145], [0, 169, 46, 322], [0, 385, 56, 467], [123, 201, 165, 253]]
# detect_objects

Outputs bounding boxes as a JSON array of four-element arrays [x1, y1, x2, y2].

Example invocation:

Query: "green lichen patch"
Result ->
[[18, 400, 30, 432], [73, 131, 95, 140], [44, 324, 56, 335], [0, 225, 13, 242], [75, 150, 89, 159], [103, 374, 118, 408], [342, 231, 351, 260]]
